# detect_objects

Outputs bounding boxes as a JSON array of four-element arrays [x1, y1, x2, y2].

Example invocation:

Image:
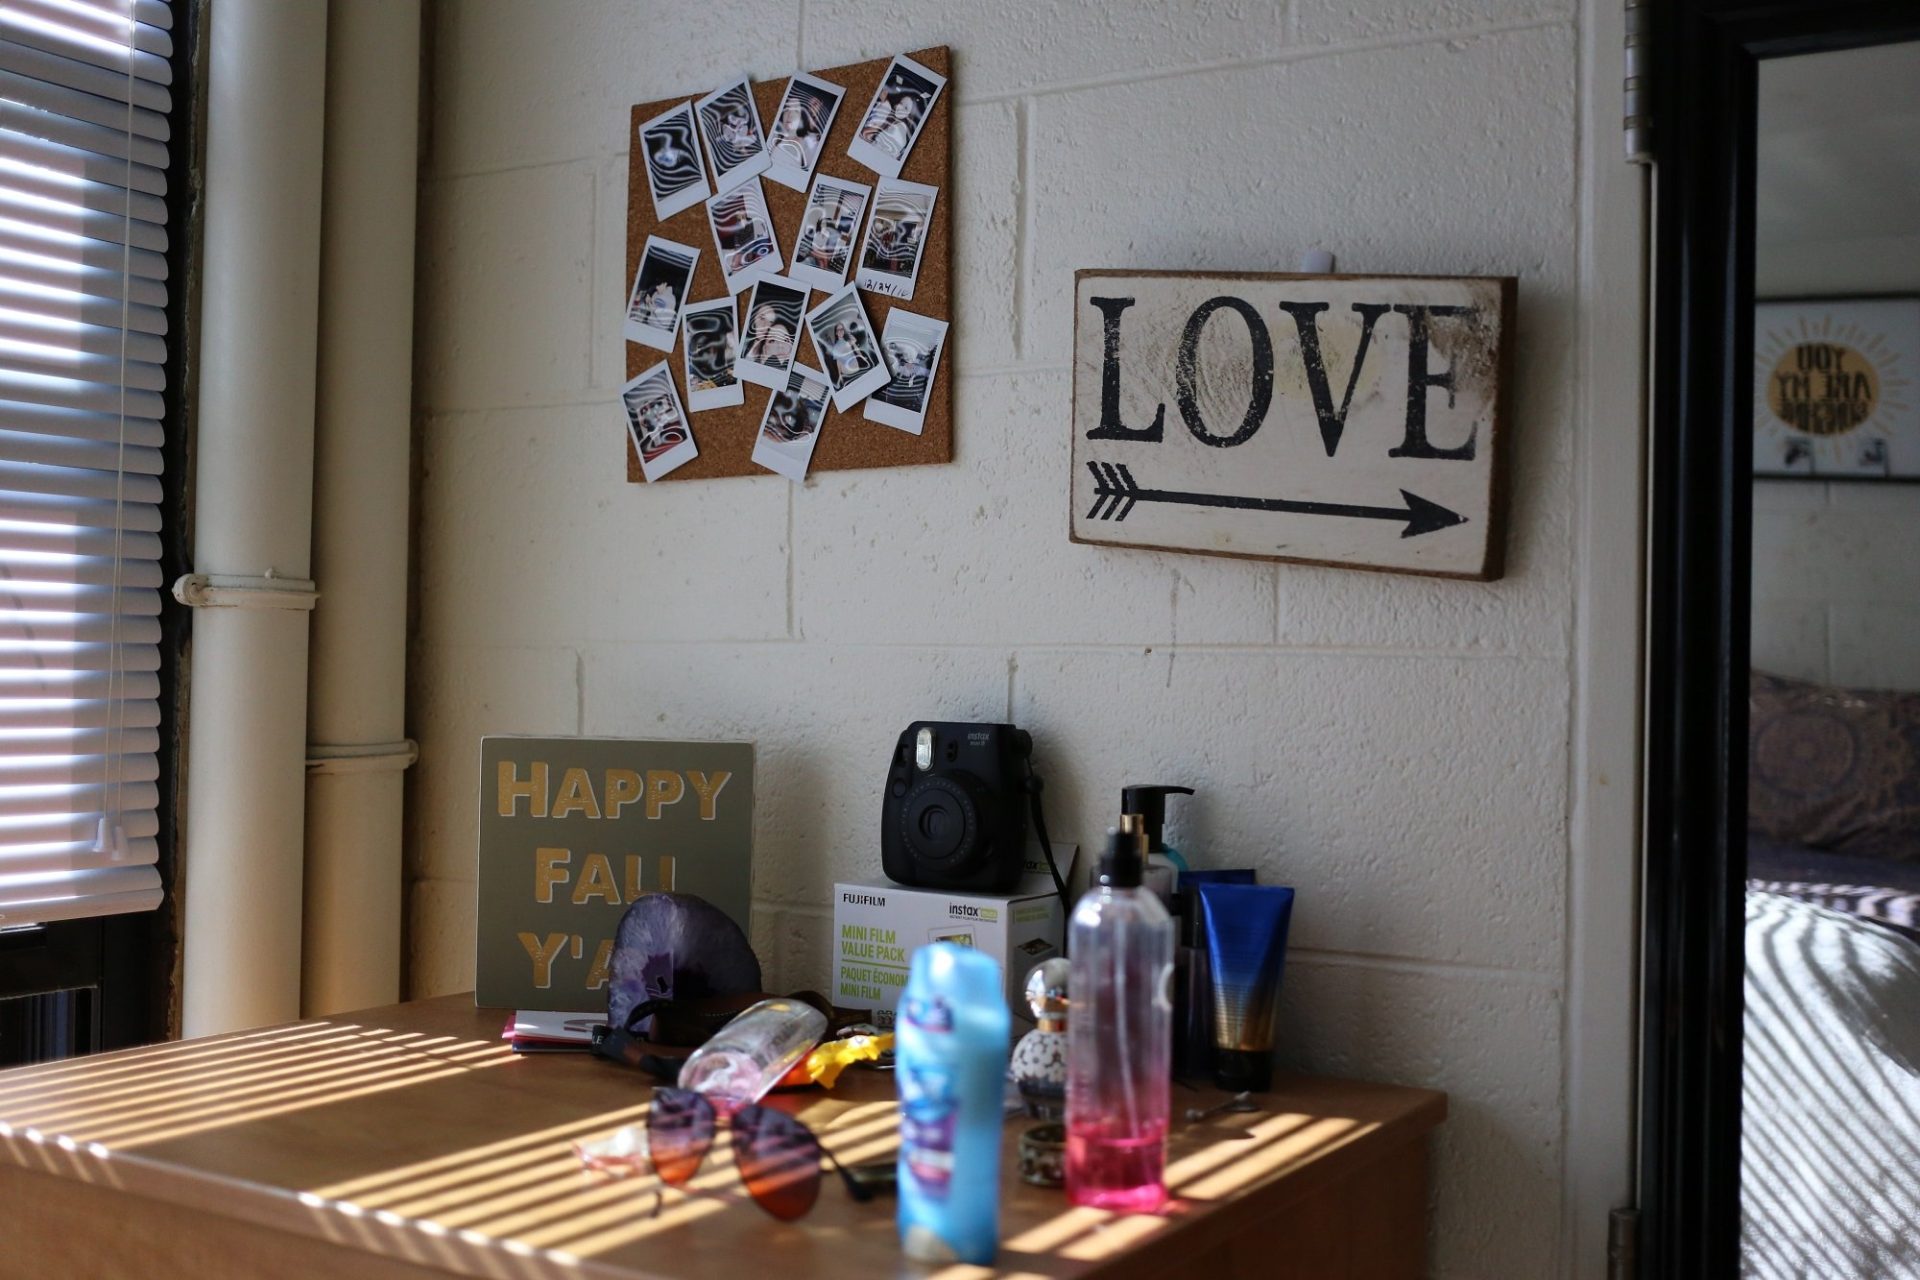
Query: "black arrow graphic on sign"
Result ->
[[1085, 462, 1468, 539]]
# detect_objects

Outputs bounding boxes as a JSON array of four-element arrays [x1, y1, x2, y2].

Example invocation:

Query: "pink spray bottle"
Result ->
[[1065, 814, 1176, 1211]]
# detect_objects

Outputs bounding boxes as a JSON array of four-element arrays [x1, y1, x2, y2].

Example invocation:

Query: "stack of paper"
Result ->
[[503, 1010, 601, 1054]]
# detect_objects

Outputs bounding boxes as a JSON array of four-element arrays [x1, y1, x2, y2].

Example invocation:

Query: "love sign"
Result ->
[[1070, 270, 1514, 579]]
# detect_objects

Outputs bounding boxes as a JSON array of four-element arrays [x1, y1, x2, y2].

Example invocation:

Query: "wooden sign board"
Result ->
[[474, 736, 754, 1012], [1070, 270, 1515, 579]]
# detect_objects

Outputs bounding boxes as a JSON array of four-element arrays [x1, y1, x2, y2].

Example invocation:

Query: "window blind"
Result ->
[[0, 0, 172, 926]]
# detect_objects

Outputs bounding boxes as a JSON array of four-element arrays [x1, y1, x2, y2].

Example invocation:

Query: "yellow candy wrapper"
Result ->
[[804, 1032, 894, 1088]]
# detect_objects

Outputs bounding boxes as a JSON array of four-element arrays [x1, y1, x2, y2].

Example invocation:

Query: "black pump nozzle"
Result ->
[[1098, 815, 1148, 889], [1120, 784, 1195, 854]]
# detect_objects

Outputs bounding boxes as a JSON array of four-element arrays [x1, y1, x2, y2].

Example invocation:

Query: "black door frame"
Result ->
[[1640, 2, 1920, 1275]]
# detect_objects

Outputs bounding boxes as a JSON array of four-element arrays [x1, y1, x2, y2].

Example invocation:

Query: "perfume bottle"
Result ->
[[1065, 816, 1175, 1212], [1010, 958, 1070, 1119]]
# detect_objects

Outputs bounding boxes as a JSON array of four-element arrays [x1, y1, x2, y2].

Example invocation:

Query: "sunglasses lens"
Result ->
[[732, 1105, 822, 1221], [648, 1087, 715, 1187]]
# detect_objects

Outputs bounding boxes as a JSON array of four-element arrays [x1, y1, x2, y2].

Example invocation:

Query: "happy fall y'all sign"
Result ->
[[474, 736, 753, 1011], [1070, 270, 1514, 580]]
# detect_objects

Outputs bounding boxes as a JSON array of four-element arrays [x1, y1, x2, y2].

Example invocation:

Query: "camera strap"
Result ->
[[1025, 763, 1071, 927]]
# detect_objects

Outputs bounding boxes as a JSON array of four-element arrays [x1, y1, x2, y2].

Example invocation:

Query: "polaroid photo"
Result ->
[[637, 101, 712, 221], [865, 309, 948, 435], [804, 283, 892, 411], [854, 178, 937, 300], [681, 296, 744, 411], [847, 54, 946, 179], [736, 274, 810, 389], [623, 235, 701, 351], [788, 174, 871, 294], [621, 361, 698, 482], [765, 73, 847, 192], [695, 78, 771, 194], [751, 363, 832, 483], [705, 177, 783, 294]]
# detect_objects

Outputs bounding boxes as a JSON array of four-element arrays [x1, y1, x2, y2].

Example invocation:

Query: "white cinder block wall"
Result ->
[[1752, 483, 1920, 690], [409, 3, 1598, 1276]]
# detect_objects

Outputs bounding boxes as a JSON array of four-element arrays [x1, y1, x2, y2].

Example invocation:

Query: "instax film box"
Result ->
[[834, 847, 1073, 1027]]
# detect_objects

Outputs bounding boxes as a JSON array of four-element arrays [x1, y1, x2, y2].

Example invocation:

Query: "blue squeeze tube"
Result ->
[[895, 943, 1011, 1264]]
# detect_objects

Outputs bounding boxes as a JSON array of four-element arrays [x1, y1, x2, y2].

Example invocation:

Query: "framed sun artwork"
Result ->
[[1753, 296, 1920, 479]]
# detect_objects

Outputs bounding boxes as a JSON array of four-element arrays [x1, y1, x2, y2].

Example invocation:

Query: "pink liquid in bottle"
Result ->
[[1066, 823, 1175, 1212]]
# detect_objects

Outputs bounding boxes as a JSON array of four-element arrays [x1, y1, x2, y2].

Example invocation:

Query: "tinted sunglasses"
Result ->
[[575, 1086, 872, 1220]]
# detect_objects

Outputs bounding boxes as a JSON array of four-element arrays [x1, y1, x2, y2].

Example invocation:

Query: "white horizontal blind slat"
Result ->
[[0, 491, 158, 532], [0, 310, 165, 363], [0, 39, 168, 114], [0, 867, 162, 924], [0, 345, 164, 393], [0, 215, 168, 278], [0, 155, 168, 229], [0, 11, 172, 88], [0, 245, 166, 307], [0, 66, 169, 143], [0, 371, 164, 416], [0, 523, 160, 558], [0, 127, 167, 197], [0, 427, 162, 473], [0, 186, 168, 253], [0, 555, 164, 589], [0, 278, 166, 335], [0, 726, 157, 757], [0, 584, 161, 616], [0, 640, 159, 672], [0, 98, 169, 171], [31, 0, 173, 32], [0, 778, 157, 821], [9, 0, 173, 59], [0, 750, 157, 786], [0, 458, 163, 504], [0, 614, 159, 645], [0, 696, 162, 732], [0, 398, 163, 446], [0, 0, 172, 926]]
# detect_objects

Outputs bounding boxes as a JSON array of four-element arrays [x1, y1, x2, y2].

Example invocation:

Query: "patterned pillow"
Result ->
[[1749, 671, 1920, 861]]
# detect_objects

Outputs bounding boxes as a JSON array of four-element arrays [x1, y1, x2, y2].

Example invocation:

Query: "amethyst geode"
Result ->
[[606, 892, 761, 1034]]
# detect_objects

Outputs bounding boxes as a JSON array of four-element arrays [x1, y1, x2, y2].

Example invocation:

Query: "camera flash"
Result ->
[[915, 727, 934, 771]]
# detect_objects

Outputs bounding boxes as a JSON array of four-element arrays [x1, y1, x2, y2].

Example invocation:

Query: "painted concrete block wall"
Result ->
[[1748, 246, 1920, 692], [1751, 482, 1920, 691], [409, 3, 1584, 1276]]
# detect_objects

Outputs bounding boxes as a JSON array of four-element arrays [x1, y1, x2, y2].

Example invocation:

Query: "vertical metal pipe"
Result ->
[[302, 0, 421, 1017], [180, 0, 329, 1037]]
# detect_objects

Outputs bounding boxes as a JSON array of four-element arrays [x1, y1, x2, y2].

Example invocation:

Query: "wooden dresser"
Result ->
[[0, 995, 1444, 1279]]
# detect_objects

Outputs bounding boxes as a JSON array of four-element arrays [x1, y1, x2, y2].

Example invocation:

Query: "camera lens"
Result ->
[[900, 773, 984, 872]]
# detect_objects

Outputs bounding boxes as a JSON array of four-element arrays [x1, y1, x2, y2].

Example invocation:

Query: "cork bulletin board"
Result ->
[[625, 46, 953, 483]]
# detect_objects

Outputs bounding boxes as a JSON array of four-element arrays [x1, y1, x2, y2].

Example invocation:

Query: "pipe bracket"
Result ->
[[173, 572, 320, 611], [306, 740, 419, 775]]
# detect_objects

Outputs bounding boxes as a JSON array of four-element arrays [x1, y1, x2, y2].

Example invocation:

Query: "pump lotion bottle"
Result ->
[[1066, 815, 1175, 1212]]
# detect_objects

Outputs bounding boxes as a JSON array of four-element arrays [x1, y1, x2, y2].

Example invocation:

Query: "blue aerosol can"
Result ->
[[895, 943, 1010, 1264]]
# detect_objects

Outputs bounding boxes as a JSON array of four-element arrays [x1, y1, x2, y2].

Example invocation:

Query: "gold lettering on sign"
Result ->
[[586, 938, 613, 989], [550, 767, 602, 819], [498, 761, 549, 817], [571, 852, 620, 905], [534, 847, 570, 903], [604, 768, 643, 817], [518, 931, 568, 988], [686, 770, 731, 821], [645, 770, 685, 818]]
